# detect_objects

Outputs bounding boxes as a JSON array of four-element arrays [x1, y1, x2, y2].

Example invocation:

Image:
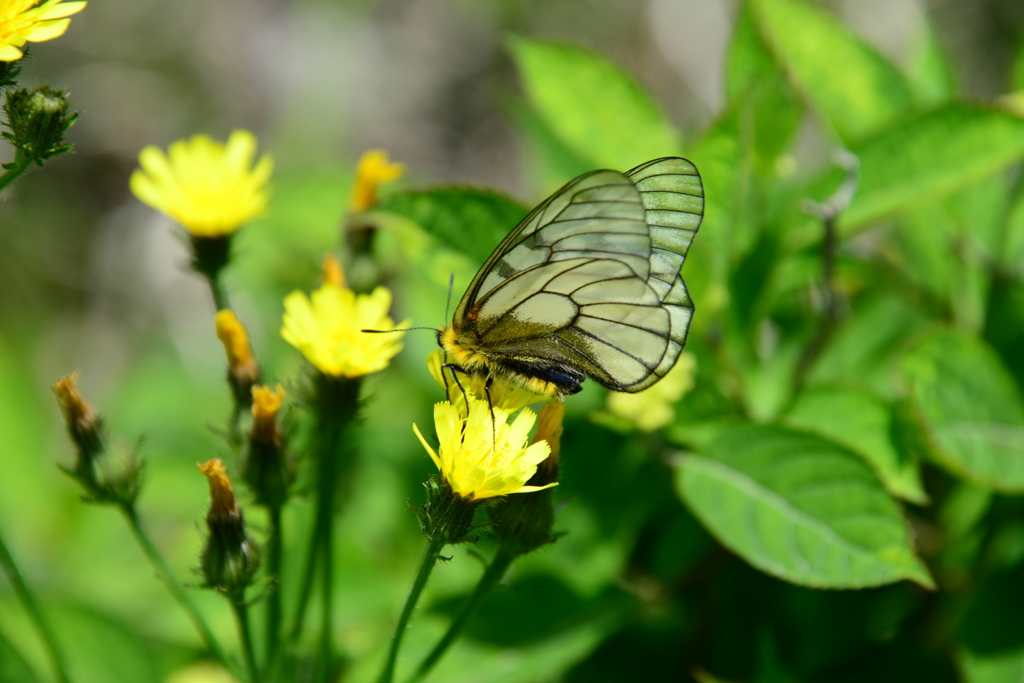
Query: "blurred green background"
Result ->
[[4, 0, 1024, 682]]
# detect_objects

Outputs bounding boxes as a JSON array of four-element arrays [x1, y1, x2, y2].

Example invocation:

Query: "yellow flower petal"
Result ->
[[281, 282, 408, 378], [417, 398, 556, 501], [350, 149, 404, 213], [129, 130, 273, 236], [0, 0, 85, 61]]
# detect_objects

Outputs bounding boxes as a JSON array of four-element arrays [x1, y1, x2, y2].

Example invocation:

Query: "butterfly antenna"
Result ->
[[361, 326, 439, 334], [444, 273, 455, 324]]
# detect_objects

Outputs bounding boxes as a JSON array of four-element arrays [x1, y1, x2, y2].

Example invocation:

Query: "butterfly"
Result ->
[[438, 157, 704, 399]]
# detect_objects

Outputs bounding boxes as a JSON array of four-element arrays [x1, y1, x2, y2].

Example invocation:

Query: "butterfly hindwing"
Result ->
[[450, 157, 704, 395]]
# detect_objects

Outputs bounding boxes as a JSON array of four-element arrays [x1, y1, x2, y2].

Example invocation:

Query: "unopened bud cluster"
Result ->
[[198, 459, 260, 595], [52, 374, 142, 506], [2, 85, 77, 166]]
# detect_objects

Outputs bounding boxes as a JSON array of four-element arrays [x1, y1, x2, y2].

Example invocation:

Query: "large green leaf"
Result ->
[[843, 104, 1024, 232], [906, 20, 958, 106], [509, 37, 679, 170], [902, 331, 1024, 491], [675, 425, 933, 589], [725, 1, 803, 169], [784, 386, 927, 504], [751, 0, 914, 141], [375, 188, 527, 264]]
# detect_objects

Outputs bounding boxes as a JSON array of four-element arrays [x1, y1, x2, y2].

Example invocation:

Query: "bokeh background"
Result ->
[[3, 1, 1024, 682]]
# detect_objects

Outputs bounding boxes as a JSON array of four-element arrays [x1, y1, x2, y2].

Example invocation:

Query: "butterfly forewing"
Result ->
[[452, 157, 704, 395]]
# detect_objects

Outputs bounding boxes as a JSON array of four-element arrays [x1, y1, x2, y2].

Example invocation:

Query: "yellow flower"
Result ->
[[413, 398, 557, 501], [129, 130, 273, 237], [281, 278, 409, 378], [606, 352, 696, 431], [426, 349, 547, 415], [0, 0, 86, 62], [350, 149, 404, 213]]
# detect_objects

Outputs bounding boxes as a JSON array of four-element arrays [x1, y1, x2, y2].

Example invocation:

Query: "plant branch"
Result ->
[[0, 525, 73, 683]]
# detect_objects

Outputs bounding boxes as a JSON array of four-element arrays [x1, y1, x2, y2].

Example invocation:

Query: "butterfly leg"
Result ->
[[441, 362, 472, 415], [484, 375, 497, 446]]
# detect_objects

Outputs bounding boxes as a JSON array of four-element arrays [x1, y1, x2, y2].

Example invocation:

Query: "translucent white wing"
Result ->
[[455, 157, 704, 392]]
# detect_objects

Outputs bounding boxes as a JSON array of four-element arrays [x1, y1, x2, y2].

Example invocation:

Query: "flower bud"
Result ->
[[243, 385, 292, 509], [321, 254, 345, 288], [198, 459, 260, 595], [52, 373, 143, 505], [489, 401, 565, 555], [215, 310, 261, 408], [3, 86, 77, 165]]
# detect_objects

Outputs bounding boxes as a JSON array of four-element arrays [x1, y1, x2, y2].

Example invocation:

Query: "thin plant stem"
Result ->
[[378, 537, 446, 683], [288, 522, 319, 643], [264, 504, 284, 671], [0, 526, 73, 683], [118, 503, 243, 680], [407, 546, 516, 683], [314, 423, 340, 683], [230, 597, 260, 683], [207, 273, 231, 312], [0, 155, 31, 194]]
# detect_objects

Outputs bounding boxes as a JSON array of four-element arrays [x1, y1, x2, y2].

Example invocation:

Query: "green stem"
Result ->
[[288, 522, 319, 643], [207, 273, 231, 312], [231, 597, 260, 683], [314, 422, 340, 683], [119, 504, 242, 680], [0, 154, 31, 194], [378, 537, 446, 683], [264, 504, 283, 671], [0, 526, 73, 683], [407, 547, 516, 683]]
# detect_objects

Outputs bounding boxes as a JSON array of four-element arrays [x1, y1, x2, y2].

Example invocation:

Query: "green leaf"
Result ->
[[784, 386, 928, 504], [509, 37, 679, 170], [906, 20, 958, 106], [808, 294, 929, 396], [375, 188, 527, 264], [751, 0, 914, 141], [675, 425, 934, 589], [725, 2, 803, 168], [902, 330, 1024, 491], [962, 648, 1024, 683], [843, 104, 1024, 232]]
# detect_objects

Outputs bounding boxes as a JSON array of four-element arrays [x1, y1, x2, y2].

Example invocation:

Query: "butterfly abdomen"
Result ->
[[440, 325, 583, 397]]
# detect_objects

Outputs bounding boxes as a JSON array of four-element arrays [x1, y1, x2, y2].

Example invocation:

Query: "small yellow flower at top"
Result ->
[[350, 149, 404, 213], [413, 398, 557, 502], [129, 130, 273, 237], [0, 0, 86, 62], [426, 349, 547, 416], [251, 384, 285, 442], [606, 352, 696, 431], [281, 262, 409, 378]]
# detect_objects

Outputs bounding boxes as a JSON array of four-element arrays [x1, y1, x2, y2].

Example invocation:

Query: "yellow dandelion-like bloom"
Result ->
[[350, 149, 404, 213], [129, 129, 273, 237], [413, 398, 557, 501], [606, 352, 696, 431], [281, 277, 409, 378], [426, 349, 547, 415], [0, 0, 86, 62]]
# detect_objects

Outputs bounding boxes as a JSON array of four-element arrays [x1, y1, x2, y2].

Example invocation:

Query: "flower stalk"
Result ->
[[0, 526, 72, 683]]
